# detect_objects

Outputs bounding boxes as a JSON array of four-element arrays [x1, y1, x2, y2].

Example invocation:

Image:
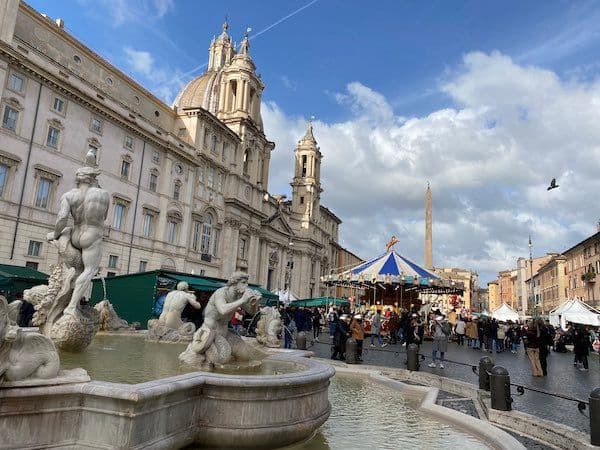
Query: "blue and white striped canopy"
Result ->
[[340, 250, 440, 285]]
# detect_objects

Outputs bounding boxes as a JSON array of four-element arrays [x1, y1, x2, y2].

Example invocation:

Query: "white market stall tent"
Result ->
[[491, 303, 520, 322], [275, 289, 298, 305], [549, 299, 600, 329]]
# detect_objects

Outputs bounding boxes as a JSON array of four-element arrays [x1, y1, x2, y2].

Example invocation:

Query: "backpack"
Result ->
[[442, 321, 452, 336]]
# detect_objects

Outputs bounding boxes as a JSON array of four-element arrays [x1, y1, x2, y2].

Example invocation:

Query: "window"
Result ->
[[90, 117, 103, 134], [198, 164, 205, 183], [108, 255, 118, 268], [124, 135, 134, 150], [34, 177, 52, 209], [217, 172, 223, 192], [201, 213, 213, 254], [113, 203, 126, 230], [152, 151, 160, 164], [300, 196, 304, 205], [207, 167, 215, 189], [27, 240, 42, 257], [120, 160, 130, 179], [167, 220, 178, 244], [2, 106, 18, 131], [106, 271, 116, 278], [178, 128, 186, 137], [238, 237, 247, 259], [210, 134, 218, 154], [25, 261, 39, 270], [142, 212, 154, 237], [192, 220, 201, 251], [149, 172, 158, 192], [52, 97, 65, 114], [8, 73, 24, 93], [88, 143, 99, 160], [243, 150, 250, 174], [138, 260, 147, 272], [222, 142, 227, 161], [173, 181, 181, 200], [302, 155, 307, 177], [0, 164, 8, 197], [46, 126, 60, 148]]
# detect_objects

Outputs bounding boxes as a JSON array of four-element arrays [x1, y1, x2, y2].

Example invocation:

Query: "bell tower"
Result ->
[[208, 21, 234, 71], [291, 120, 322, 228]]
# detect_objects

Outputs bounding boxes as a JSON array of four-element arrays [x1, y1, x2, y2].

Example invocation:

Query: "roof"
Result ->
[[562, 231, 600, 256], [173, 71, 220, 112], [0, 264, 48, 281]]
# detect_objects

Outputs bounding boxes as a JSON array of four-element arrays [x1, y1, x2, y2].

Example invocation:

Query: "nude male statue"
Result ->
[[183, 272, 263, 366], [159, 282, 202, 329], [47, 151, 110, 317]]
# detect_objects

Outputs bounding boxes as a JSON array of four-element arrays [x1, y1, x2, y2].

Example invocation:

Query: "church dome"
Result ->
[[173, 70, 222, 114]]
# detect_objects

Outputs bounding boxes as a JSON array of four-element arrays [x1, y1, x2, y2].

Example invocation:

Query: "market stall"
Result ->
[[491, 303, 520, 322], [549, 299, 600, 329]]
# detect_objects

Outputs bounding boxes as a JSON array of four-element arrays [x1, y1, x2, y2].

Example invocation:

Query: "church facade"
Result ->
[[0, 1, 344, 298]]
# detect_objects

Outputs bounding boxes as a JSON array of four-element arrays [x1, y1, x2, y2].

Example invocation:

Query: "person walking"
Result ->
[[328, 307, 338, 339], [332, 314, 351, 360], [573, 325, 590, 371], [350, 314, 365, 362], [524, 321, 543, 377], [428, 315, 449, 369], [455, 316, 466, 346], [312, 308, 322, 340], [538, 319, 552, 376], [370, 310, 386, 347]]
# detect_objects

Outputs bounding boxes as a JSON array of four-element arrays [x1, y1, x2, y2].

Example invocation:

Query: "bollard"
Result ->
[[345, 338, 357, 364], [407, 344, 419, 371], [296, 331, 307, 350], [479, 356, 494, 391], [490, 366, 512, 411], [591, 388, 600, 446]]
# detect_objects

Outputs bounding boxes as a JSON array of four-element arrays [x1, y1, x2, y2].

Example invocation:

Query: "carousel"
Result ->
[[322, 237, 463, 313]]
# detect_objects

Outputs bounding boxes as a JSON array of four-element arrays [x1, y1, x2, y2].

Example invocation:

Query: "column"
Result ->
[[221, 218, 240, 277], [242, 80, 250, 111], [218, 80, 227, 113], [247, 230, 260, 283], [257, 238, 267, 286], [236, 79, 245, 111]]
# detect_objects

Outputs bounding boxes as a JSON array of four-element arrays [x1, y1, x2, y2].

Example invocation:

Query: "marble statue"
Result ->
[[30, 150, 108, 351], [0, 296, 60, 382], [179, 272, 266, 370], [146, 282, 201, 342], [94, 300, 136, 332], [255, 306, 282, 348], [5, 296, 21, 325]]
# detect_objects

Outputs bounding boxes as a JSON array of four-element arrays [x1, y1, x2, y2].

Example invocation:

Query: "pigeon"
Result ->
[[547, 178, 559, 191]]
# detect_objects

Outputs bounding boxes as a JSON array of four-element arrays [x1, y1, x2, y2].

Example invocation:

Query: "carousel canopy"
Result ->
[[324, 250, 447, 288]]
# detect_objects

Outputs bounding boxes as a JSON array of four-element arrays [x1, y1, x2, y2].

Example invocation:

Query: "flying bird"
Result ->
[[547, 178, 559, 191]]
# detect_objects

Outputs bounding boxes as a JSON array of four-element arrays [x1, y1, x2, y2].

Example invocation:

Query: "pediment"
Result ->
[[263, 212, 294, 237]]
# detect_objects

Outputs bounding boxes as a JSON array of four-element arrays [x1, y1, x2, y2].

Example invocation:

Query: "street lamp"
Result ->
[[529, 235, 535, 317]]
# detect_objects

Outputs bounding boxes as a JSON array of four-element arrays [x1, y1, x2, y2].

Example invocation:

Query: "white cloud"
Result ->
[[123, 47, 185, 103], [262, 52, 600, 283], [78, 0, 175, 25]]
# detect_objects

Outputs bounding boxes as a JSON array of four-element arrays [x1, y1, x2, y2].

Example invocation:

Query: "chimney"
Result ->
[[55, 18, 64, 29]]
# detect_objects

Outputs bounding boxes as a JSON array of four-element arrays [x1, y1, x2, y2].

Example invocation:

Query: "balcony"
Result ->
[[581, 271, 596, 283]]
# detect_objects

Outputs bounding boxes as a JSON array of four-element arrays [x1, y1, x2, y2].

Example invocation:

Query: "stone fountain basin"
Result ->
[[0, 352, 334, 450]]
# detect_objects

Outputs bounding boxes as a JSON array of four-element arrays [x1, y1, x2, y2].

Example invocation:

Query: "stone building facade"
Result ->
[[516, 254, 555, 315], [487, 281, 500, 311], [563, 229, 600, 308], [0, 1, 346, 299], [534, 254, 566, 314]]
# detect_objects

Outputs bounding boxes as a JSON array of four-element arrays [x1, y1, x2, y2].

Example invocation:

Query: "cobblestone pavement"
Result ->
[[308, 336, 599, 433]]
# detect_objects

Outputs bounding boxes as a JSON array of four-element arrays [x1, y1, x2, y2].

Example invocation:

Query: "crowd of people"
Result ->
[[228, 303, 600, 377]]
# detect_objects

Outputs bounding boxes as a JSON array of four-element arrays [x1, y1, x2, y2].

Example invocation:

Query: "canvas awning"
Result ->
[[491, 303, 520, 322], [0, 263, 48, 299], [290, 297, 349, 308], [163, 273, 224, 292]]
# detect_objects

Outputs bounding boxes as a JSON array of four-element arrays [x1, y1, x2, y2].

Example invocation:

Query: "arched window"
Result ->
[[201, 212, 213, 254], [243, 149, 250, 175]]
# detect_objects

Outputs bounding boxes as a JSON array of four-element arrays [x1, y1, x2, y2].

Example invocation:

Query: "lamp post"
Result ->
[[529, 235, 535, 317]]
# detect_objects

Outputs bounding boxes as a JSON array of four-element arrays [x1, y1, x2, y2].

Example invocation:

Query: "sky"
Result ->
[[28, 0, 600, 284]]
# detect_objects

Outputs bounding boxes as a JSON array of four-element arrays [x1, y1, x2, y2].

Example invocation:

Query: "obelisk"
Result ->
[[425, 182, 432, 269]]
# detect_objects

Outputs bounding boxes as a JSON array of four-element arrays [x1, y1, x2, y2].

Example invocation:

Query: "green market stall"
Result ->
[[90, 270, 278, 328], [0, 263, 48, 301]]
